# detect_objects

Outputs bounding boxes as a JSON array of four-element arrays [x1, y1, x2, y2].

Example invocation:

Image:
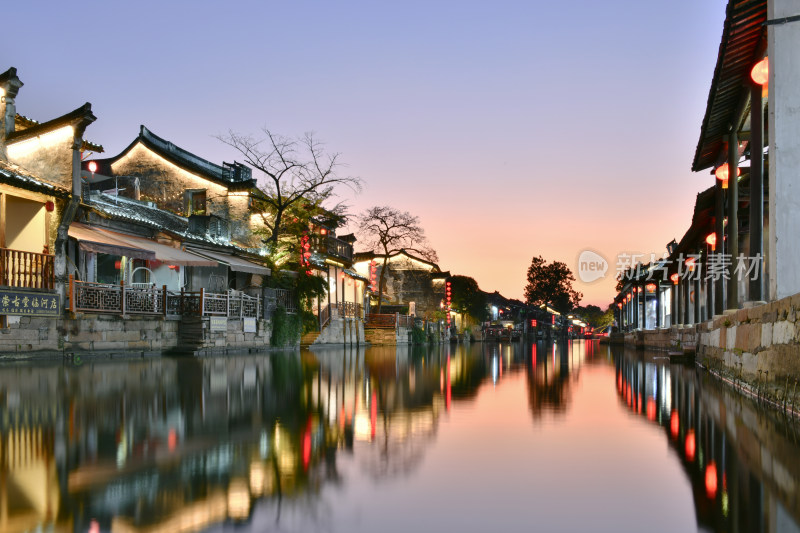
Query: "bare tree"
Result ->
[[217, 129, 363, 257], [357, 206, 438, 314]]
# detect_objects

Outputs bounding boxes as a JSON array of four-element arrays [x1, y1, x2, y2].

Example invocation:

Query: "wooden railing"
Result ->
[[69, 277, 261, 319], [365, 313, 415, 329], [311, 234, 353, 262], [334, 301, 363, 319], [0, 249, 55, 290], [319, 304, 331, 329], [398, 314, 415, 328]]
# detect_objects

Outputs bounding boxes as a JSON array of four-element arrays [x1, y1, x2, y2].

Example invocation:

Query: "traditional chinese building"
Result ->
[[0, 66, 98, 335], [352, 249, 444, 320]]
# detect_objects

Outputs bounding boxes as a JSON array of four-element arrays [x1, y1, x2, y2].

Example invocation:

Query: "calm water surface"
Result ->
[[1, 341, 800, 532]]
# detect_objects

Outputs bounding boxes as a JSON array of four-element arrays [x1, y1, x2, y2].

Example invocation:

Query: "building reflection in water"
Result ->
[[0, 342, 797, 532], [615, 347, 800, 532]]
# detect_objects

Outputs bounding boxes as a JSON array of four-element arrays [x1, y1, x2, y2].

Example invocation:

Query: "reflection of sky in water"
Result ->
[[0, 342, 798, 532]]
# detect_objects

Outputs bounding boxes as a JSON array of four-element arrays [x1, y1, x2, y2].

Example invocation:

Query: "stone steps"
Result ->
[[300, 331, 321, 347]]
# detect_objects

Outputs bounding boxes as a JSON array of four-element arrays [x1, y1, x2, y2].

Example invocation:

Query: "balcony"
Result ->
[[311, 234, 353, 263], [0, 248, 55, 290]]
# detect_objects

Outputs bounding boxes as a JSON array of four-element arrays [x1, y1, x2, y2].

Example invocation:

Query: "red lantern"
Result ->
[[706, 232, 717, 250], [714, 163, 740, 189], [645, 283, 656, 293], [530, 319, 537, 327], [320, 228, 328, 236], [87, 161, 98, 173], [751, 56, 768, 85], [685, 256, 696, 270], [114, 260, 122, 269], [45, 201, 55, 212], [670, 273, 680, 284]]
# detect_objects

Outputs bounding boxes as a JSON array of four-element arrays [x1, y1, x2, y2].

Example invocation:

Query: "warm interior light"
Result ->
[[706, 232, 717, 250], [751, 56, 768, 85]]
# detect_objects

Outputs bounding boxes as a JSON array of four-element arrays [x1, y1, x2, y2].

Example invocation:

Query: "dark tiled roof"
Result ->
[[88, 193, 189, 234], [693, 0, 766, 172], [89, 126, 255, 189], [6, 103, 96, 145], [0, 160, 70, 197]]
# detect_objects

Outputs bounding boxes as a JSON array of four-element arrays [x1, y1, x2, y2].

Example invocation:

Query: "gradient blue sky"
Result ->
[[6, 1, 727, 306]]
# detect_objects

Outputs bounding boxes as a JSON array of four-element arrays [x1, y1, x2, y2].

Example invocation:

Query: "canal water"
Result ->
[[1, 341, 799, 532]]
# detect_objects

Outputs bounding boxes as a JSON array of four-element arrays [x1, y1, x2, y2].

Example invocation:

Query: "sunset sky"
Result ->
[[6, 1, 727, 307]]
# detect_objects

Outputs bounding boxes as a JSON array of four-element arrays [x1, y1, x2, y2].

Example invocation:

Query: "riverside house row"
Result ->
[[613, 0, 800, 400], [0, 66, 369, 354]]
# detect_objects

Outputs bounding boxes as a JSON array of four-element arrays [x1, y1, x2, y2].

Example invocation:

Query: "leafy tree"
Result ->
[[449, 275, 488, 324], [573, 304, 614, 329], [217, 128, 362, 259], [356, 206, 437, 314], [524, 255, 582, 313]]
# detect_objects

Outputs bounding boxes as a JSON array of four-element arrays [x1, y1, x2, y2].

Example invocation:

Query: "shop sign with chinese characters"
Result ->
[[0, 291, 61, 316]]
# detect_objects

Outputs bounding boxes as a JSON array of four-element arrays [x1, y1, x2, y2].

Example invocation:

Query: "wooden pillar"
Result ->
[[727, 132, 739, 310], [749, 81, 765, 302], [655, 285, 661, 328], [715, 180, 725, 315]]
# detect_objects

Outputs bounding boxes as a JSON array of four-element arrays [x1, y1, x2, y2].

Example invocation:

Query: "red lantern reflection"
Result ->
[[302, 418, 312, 470], [370, 392, 377, 440], [705, 461, 718, 499], [670, 273, 680, 285], [646, 398, 656, 421], [685, 430, 696, 462], [670, 410, 679, 439]]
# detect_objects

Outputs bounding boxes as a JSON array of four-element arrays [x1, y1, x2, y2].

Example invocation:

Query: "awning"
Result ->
[[186, 247, 271, 275], [69, 223, 218, 266], [68, 223, 155, 261]]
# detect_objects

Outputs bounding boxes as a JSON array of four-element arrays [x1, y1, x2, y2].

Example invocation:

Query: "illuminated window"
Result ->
[[184, 189, 207, 215]]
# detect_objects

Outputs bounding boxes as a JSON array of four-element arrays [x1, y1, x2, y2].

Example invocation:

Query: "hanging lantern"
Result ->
[[685, 256, 697, 270], [706, 232, 717, 250], [714, 163, 740, 189], [645, 283, 656, 293], [751, 56, 768, 85], [45, 201, 55, 212], [87, 161, 98, 173], [670, 273, 680, 284]]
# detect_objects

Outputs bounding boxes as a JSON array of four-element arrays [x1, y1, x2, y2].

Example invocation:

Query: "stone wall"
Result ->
[[698, 294, 800, 400], [364, 326, 411, 346], [628, 292, 800, 406], [190, 318, 272, 356], [0, 314, 275, 358], [310, 317, 364, 346], [0, 314, 181, 356]]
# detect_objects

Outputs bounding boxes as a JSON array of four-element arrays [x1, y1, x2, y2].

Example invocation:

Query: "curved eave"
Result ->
[[692, 0, 766, 172]]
